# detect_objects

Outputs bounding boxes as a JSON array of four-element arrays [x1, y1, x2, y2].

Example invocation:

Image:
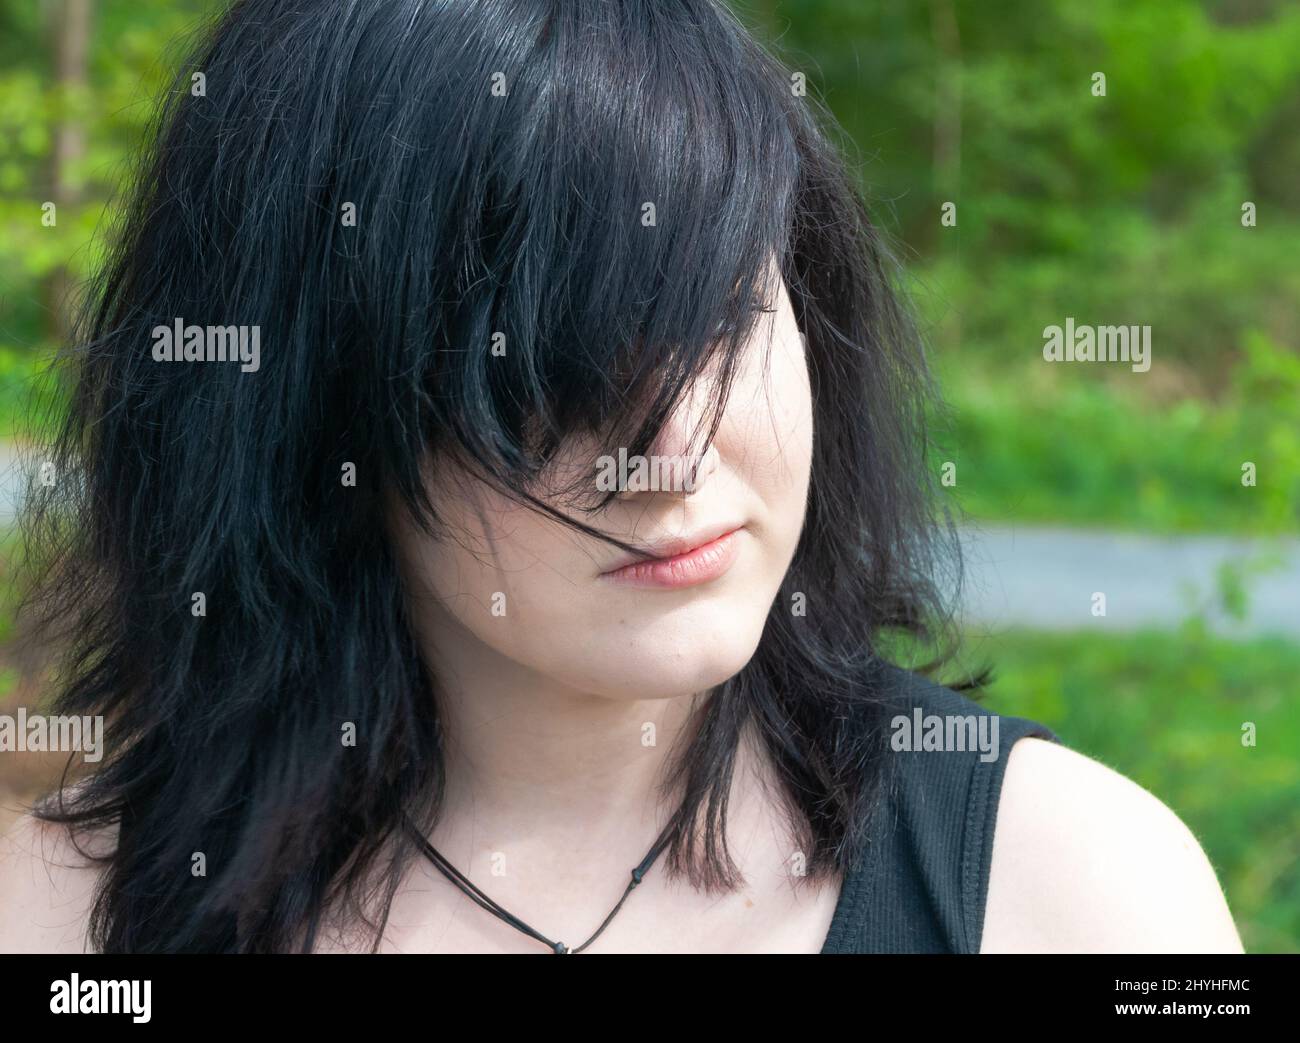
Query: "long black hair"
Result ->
[[22, 0, 969, 953]]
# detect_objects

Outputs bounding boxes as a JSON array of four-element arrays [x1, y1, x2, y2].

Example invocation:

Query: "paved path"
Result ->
[[957, 524, 1299, 637]]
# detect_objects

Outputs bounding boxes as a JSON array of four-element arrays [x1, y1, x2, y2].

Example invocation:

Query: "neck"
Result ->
[[412, 606, 712, 851], [372, 601, 832, 955]]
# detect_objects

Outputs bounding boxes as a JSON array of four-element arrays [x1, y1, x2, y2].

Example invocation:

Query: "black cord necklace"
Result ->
[[402, 814, 675, 954]]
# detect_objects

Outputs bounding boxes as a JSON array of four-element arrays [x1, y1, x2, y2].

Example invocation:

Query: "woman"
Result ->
[[0, 0, 1241, 953]]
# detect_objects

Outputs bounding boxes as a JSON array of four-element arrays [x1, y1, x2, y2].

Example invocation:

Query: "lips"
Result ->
[[599, 525, 745, 590]]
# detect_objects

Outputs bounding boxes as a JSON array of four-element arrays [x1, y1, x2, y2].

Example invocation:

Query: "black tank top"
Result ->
[[820, 665, 1059, 953]]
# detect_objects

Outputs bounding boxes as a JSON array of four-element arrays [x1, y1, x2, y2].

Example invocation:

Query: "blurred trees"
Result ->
[[0, 0, 217, 356], [749, 0, 1300, 383]]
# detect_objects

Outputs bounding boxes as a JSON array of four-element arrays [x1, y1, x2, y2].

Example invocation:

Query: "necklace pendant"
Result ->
[[553, 942, 570, 954]]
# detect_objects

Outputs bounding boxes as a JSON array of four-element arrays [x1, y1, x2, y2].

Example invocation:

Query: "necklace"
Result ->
[[402, 814, 675, 953]]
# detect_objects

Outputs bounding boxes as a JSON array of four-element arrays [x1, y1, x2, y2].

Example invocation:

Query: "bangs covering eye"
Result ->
[[364, 2, 803, 518]]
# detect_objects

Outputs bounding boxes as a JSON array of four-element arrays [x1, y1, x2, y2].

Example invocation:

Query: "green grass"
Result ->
[[932, 329, 1300, 536], [931, 623, 1300, 954]]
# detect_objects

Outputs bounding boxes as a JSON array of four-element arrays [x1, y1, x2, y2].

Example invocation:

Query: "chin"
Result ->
[[586, 608, 769, 701]]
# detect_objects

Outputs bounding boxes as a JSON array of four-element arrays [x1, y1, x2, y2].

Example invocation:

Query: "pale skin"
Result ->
[[0, 257, 1243, 953]]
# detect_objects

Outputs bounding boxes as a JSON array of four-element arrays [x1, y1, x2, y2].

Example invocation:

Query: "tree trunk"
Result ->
[[46, 0, 93, 346]]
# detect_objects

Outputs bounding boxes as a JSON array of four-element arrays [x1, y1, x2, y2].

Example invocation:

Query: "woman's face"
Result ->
[[391, 259, 813, 701]]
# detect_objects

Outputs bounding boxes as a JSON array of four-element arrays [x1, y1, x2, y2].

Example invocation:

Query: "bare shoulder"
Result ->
[[0, 806, 111, 953], [981, 737, 1244, 953]]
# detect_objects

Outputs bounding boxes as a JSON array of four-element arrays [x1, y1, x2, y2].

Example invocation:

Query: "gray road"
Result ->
[[956, 523, 1299, 637]]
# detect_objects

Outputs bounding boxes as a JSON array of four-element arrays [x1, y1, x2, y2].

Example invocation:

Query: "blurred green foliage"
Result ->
[[748, 0, 1300, 533], [936, 328, 1300, 532], [754, 0, 1300, 364], [0, 0, 219, 390]]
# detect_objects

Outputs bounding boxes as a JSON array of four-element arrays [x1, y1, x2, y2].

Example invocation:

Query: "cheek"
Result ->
[[408, 498, 562, 620], [729, 330, 814, 512], [396, 488, 621, 685], [778, 336, 815, 488]]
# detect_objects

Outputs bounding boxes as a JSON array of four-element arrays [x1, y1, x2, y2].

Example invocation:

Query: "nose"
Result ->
[[613, 391, 721, 500]]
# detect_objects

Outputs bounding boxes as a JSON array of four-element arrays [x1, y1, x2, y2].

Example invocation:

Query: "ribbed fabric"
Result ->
[[820, 665, 1059, 953]]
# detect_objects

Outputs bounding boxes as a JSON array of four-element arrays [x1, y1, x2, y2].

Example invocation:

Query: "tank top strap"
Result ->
[[821, 665, 1060, 953]]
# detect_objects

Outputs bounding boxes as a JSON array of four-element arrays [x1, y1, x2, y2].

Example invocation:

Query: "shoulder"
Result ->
[[0, 807, 109, 953], [982, 738, 1243, 953]]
